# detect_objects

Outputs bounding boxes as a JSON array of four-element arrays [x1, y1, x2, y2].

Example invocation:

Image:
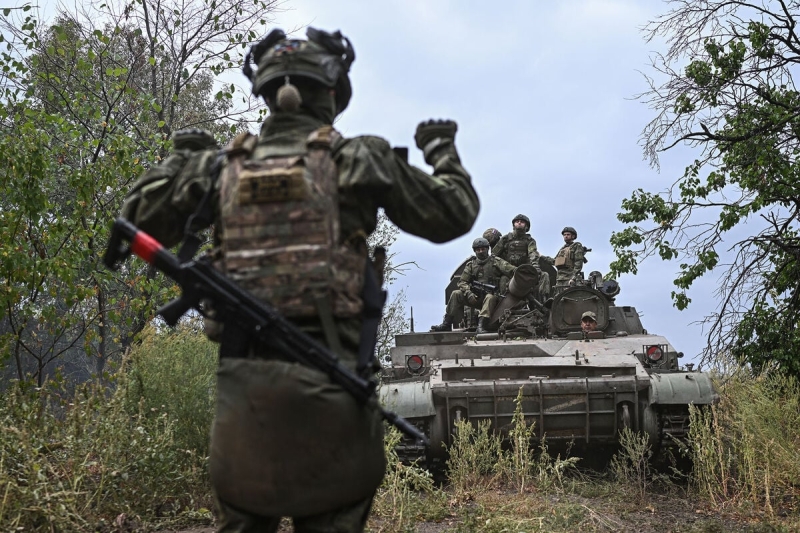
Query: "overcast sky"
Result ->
[[266, 0, 719, 363]]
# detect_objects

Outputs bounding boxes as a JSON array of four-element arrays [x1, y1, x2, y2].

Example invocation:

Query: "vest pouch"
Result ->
[[209, 358, 386, 517], [554, 255, 567, 267], [238, 164, 308, 205]]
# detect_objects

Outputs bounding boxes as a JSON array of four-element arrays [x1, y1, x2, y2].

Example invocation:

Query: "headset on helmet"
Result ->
[[243, 27, 355, 115]]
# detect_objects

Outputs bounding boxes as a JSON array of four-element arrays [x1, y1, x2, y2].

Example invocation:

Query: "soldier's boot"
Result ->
[[430, 314, 454, 332], [475, 317, 488, 334]]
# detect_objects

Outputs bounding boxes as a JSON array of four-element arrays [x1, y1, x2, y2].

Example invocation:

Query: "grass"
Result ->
[[2, 324, 799, 532]]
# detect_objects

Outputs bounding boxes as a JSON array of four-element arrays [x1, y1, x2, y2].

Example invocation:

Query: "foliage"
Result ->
[[0, 0, 276, 385], [446, 418, 503, 495], [372, 427, 447, 532], [689, 374, 800, 513], [121, 319, 217, 455], [609, 428, 655, 503], [368, 209, 414, 364], [0, 324, 217, 531], [611, 0, 800, 375]]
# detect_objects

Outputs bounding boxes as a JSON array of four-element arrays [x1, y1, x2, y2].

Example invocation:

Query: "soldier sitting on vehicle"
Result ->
[[431, 237, 516, 334], [463, 227, 505, 329]]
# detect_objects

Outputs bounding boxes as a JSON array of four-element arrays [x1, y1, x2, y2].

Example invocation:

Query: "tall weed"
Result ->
[[447, 418, 503, 495], [689, 373, 800, 513], [372, 427, 447, 532], [610, 427, 653, 502], [0, 323, 216, 531]]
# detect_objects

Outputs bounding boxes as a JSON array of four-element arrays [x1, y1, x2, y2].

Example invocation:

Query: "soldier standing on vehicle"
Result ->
[[431, 238, 515, 334], [553, 226, 586, 292], [120, 27, 479, 533]]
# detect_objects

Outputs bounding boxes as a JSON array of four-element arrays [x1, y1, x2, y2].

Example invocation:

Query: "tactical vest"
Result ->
[[218, 126, 365, 318], [555, 242, 577, 269], [471, 257, 499, 286], [502, 233, 531, 267]]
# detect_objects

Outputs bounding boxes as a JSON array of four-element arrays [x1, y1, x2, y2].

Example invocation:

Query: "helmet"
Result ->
[[482, 228, 501, 247], [581, 311, 597, 322], [243, 27, 355, 115], [472, 237, 490, 249], [562, 226, 577, 237], [512, 214, 530, 231]]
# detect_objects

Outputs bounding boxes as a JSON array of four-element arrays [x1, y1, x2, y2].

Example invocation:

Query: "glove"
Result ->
[[466, 292, 479, 306], [414, 119, 458, 164]]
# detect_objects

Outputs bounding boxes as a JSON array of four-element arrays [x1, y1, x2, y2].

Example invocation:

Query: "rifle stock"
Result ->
[[103, 217, 428, 445]]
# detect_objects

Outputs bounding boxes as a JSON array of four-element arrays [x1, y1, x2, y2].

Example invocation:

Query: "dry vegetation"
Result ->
[[1, 327, 798, 532]]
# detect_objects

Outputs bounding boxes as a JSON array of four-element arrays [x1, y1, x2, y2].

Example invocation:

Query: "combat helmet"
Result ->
[[472, 237, 490, 249], [482, 228, 501, 248], [243, 27, 355, 115], [562, 226, 577, 237], [512, 214, 530, 232]]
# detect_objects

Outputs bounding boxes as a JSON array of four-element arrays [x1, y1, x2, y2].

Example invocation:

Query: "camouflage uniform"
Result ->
[[554, 242, 586, 288], [446, 255, 515, 319], [492, 215, 546, 300], [121, 27, 478, 533]]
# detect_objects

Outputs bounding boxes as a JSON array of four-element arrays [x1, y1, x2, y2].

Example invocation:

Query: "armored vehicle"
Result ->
[[379, 263, 718, 464]]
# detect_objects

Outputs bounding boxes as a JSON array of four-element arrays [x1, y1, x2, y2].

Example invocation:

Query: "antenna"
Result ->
[[410, 306, 415, 332]]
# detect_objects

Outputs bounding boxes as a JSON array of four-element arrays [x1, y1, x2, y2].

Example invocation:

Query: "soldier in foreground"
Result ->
[[431, 237, 515, 334], [120, 27, 479, 533], [553, 226, 586, 292]]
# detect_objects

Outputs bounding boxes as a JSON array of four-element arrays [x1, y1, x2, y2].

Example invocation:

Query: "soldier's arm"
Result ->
[[527, 238, 542, 271], [492, 237, 505, 258], [572, 243, 586, 277], [457, 263, 476, 296], [336, 135, 479, 243], [121, 148, 219, 248], [495, 257, 516, 278]]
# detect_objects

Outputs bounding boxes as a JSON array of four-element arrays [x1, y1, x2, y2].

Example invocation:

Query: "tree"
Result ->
[[611, 0, 800, 375], [0, 0, 276, 385], [368, 210, 415, 365]]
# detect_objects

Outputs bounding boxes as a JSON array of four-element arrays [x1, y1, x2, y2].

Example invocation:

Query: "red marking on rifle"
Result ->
[[131, 231, 163, 264]]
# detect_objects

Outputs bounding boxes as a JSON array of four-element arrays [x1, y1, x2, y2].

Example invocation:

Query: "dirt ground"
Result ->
[[161, 491, 796, 533]]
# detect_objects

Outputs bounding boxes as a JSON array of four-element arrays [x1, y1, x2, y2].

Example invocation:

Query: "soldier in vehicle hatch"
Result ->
[[581, 311, 598, 332], [553, 226, 586, 291], [431, 238, 516, 334], [120, 27, 479, 533]]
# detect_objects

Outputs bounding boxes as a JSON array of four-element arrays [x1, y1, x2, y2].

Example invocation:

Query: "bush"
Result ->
[[689, 373, 800, 514], [0, 323, 216, 531]]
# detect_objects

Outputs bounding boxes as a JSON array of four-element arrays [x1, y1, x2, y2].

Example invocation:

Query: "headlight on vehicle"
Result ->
[[406, 354, 425, 374], [645, 345, 664, 364]]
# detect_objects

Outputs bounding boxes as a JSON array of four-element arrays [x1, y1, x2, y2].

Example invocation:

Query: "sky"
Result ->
[[264, 0, 720, 363], [25, 0, 718, 363]]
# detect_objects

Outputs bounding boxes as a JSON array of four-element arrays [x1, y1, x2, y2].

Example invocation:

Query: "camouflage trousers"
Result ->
[[446, 289, 499, 318], [215, 491, 375, 533]]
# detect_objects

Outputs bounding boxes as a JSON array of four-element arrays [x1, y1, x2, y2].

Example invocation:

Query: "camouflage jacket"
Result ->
[[457, 256, 516, 296], [554, 241, 586, 281], [492, 231, 541, 271], [121, 112, 480, 356]]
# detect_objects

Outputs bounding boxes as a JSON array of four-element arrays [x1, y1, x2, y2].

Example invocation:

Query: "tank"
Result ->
[[379, 263, 718, 465]]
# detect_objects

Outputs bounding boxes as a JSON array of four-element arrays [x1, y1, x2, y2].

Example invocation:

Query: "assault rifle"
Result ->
[[469, 280, 498, 297], [103, 217, 428, 446]]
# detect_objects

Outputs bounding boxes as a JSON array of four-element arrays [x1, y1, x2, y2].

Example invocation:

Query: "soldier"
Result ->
[[120, 27, 479, 533], [581, 311, 598, 333], [492, 214, 546, 303], [431, 237, 516, 334], [553, 226, 586, 291], [483, 227, 502, 249]]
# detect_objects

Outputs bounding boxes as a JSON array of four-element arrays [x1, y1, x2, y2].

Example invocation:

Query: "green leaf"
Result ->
[[148, 56, 156, 66]]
